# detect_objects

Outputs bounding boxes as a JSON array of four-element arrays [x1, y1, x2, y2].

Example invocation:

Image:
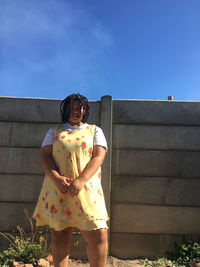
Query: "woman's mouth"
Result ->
[[72, 115, 80, 119]]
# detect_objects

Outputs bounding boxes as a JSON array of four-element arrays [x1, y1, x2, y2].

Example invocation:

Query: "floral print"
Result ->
[[81, 142, 87, 149], [61, 206, 72, 221], [59, 198, 64, 204], [50, 204, 57, 217], [33, 124, 108, 231], [54, 134, 60, 141]]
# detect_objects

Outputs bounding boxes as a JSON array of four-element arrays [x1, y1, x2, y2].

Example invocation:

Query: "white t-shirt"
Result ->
[[41, 123, 107, 150]]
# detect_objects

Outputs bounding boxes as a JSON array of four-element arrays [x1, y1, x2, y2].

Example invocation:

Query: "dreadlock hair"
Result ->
[[60, 93, 89, 123]]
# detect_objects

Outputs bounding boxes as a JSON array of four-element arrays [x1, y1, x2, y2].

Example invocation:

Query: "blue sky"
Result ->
[[0, 0, 200, 101]]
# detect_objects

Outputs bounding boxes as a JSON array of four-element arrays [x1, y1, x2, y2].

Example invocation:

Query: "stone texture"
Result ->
[[0, 122, 54, 148], [113, 99, 200, 125], [113, 124, 200, 150], [111, 204, 200, 234], [45, 255, 53, 265], [12, 261, 33, 267], [0, 97, 100, 124], [0, 147, 43, 174], [0, 203, 35, 232], [37, 258, 50, 267], [110, 233, 200, 258], [111, 176, 200, 206], [0, 174, 43, 202], [112, 149, 200, 177]]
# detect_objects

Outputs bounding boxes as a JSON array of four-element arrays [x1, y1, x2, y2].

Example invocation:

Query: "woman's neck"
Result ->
[[68, 121, 84, 127]]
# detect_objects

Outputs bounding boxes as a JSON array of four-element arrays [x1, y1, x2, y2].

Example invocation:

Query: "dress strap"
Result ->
[[53, 125, 65, 137]]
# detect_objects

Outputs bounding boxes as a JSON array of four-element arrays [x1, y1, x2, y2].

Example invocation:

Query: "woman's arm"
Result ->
[[41, 145, 72, 193], [67, 145, 106, 196], [79, 145, 106, 182]]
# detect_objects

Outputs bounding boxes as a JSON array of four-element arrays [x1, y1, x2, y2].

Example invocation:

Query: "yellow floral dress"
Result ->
[[33, 124, 108, 231]]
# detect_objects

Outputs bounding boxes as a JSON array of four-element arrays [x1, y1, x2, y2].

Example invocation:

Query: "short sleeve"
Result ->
[[94, 126, 107, 150], [41, 127, 55, 147]]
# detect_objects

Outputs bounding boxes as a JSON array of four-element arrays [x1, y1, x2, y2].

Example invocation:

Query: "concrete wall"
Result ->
[[0, 96, 200, 259], [110, 100, 200, 258]]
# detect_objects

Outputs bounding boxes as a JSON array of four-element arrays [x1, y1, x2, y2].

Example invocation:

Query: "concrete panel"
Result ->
[[0, 203, 35, 232], [0, 147, 43, 174], [0, 174, 44, 202], [111, 176, 200, 206], [112, 150, 200, 177], [110, 233, 200, 258], [113, 100, 200, 125], [113, 124, 200, 150], [0, 97, 100, 124], [0, 122, 54, 147], [111, 204, 200, 234], [0, 97, 61, 122], [70, 233, 87, 259]]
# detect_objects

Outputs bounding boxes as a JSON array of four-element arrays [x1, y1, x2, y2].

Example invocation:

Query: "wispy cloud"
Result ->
[[0, 0, 113, 97]]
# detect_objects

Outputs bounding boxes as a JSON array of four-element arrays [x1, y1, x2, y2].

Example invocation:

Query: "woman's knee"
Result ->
[[82, 228, 108, 246], [97, 229, 108, 245], [90, 229, 108, 256], [51, 227, 73, 240]]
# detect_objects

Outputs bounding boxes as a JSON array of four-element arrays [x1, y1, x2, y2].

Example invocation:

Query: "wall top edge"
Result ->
[[0, 96, 61, 100], [0, 96, 99, 103], [113, 99, 200, 103], [1, 96, 200, 103]]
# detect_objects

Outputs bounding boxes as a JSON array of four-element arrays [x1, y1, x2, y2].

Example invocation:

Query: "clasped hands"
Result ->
[[55, 175, 87, 196]]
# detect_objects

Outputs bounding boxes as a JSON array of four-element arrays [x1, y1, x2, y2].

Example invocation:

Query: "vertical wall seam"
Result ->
[[100, 95, 113, 253]]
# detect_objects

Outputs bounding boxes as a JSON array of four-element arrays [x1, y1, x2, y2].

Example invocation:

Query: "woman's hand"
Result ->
[[67, 177, 86, 196], [54, 175, 73, 193], [67, 146, 107, 196], [40, 146, 73, 193]]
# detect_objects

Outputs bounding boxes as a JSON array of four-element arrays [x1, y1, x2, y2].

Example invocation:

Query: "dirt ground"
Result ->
[[68, 256, 142, 267]]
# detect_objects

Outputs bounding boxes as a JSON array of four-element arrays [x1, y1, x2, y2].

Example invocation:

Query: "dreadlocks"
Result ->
[[60, 93, 89, 123]]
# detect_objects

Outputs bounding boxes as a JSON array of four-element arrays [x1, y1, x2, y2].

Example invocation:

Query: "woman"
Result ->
[[33, 93, 109, 267]]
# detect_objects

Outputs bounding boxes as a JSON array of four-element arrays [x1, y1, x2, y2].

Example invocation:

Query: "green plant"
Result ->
[[166, 238, 200, 267], [139, 257, 173, 267], [0, 209, 49, 266]]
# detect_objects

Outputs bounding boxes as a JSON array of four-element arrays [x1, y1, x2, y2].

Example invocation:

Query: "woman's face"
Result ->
[[69, 100, 85, 126]]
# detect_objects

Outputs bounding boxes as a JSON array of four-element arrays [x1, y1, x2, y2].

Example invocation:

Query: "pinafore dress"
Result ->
[[33, 124, 108, 231]]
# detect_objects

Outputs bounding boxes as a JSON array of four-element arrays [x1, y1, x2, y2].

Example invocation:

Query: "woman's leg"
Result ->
[[80, 228, 108, 267], [51, 227, 73, 267]]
